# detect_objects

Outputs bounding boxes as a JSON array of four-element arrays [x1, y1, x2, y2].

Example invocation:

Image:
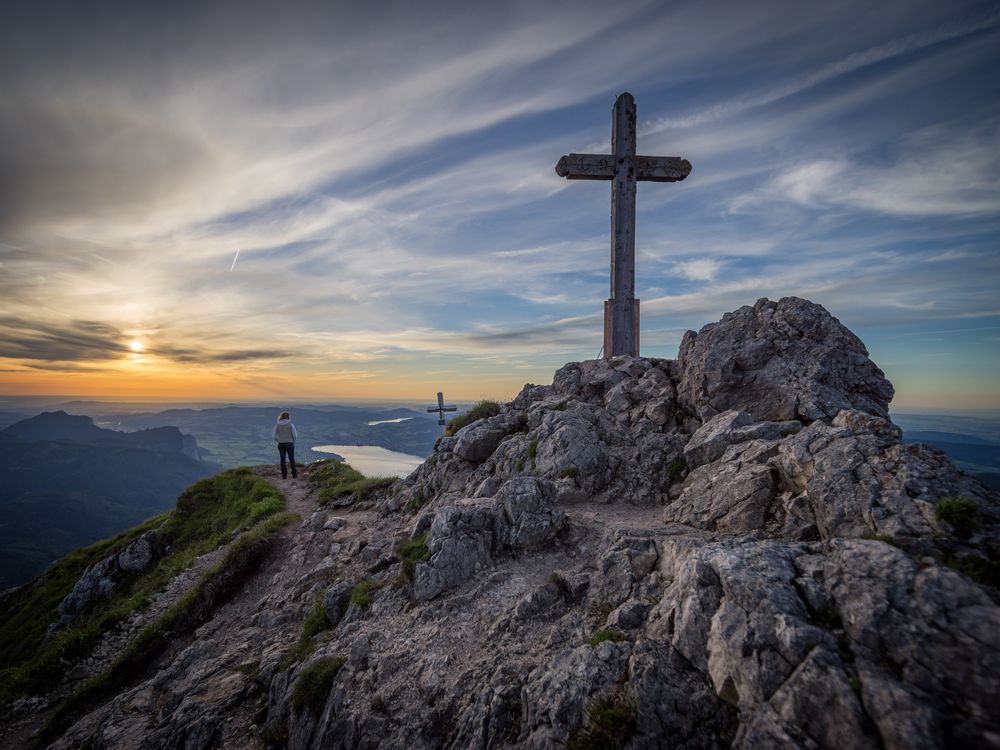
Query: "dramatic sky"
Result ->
[[1, 1, 998, 408]]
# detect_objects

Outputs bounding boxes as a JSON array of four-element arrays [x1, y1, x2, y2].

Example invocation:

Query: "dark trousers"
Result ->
[[278, 442, 297, 478]]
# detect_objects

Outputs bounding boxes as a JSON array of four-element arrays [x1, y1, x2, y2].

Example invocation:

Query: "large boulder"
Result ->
[[676, 297, 894, 423]]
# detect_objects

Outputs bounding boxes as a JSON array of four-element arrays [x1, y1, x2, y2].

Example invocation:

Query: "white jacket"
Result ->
[[273, 419, 297, 443]]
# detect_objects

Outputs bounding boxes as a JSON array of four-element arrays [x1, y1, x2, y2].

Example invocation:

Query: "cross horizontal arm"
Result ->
[[555, 154, 692, 182], [635, 156, 692, 182], [555, 153, 615, 180]]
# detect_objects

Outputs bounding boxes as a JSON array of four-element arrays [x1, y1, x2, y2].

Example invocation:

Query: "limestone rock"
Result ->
[[676, 297, 894, 422], [55, 530, 159, 627], [32, 298, 1000, 750]]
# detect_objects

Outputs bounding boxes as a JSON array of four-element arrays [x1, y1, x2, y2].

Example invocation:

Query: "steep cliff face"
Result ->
[[16, 298, 999, 750]]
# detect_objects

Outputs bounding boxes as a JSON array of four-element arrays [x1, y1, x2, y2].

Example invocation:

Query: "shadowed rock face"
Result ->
[[40, 298, 1000, 750]]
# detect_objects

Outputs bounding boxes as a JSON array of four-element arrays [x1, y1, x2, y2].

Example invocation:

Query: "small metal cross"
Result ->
[[556, 92, 692, 358]]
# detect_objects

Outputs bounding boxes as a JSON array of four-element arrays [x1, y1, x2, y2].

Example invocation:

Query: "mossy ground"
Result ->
[[0, 468, 286, 705]]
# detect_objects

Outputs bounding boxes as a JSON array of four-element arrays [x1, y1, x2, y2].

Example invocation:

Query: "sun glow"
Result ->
[[129, 340, 143, 352]]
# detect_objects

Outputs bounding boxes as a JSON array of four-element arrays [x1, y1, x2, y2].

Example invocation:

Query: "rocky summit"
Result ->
[[8, 297, 999, 750]]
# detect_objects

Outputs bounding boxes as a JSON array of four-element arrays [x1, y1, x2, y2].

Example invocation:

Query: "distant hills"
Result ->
[[0, 412, 219, 588], [893, 414, 1000, 496], [94, 404, 444, 468]]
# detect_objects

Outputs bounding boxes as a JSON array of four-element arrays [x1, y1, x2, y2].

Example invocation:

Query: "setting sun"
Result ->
[[129, 341, 143, 353]]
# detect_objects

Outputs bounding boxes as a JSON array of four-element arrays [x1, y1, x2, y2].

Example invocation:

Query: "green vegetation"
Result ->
[[406, 488, 426, 514], [934, 496, 981, 538], [780, 427, 802, 437], [560, 466, 578, 479], [396, 533, 431, 585], [943, 554, 1000, 590], [350, 579, 377, 609], [310, 459, 395, 506], [549, 572, 572, 602], [516, 460, 524, 472], [586, 628, 624, 646], [567, 692, 637, 750], [444, 400, 501, 436], [849, 676, 863, 697], [527, 439, 539, 469], [0, 468, 286, 705], [666, 457, 687, 483], [292, 656, 346, 715], [516, 413, 529, 431], [41, 510, 296, 744], [872, 534, 900, 548], [284, 593, 331, 667]]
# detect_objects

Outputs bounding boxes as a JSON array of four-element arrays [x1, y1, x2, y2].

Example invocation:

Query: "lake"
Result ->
[[311, 444, 425, 477]]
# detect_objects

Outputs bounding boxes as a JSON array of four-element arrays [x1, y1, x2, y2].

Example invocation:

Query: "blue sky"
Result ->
[[0, 0, 998, 408]]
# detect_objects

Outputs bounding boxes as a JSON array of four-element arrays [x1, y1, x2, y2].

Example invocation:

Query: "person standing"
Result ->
[[273, 411, 298, 479]]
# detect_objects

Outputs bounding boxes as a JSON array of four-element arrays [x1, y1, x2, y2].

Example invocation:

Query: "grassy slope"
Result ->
[[0, 467, 286, 704]]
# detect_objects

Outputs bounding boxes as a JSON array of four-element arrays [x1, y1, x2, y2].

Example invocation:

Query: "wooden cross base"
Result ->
[[604, 298, 640, 359]]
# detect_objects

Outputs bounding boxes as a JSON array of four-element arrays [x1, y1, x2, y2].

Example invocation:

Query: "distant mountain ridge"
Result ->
[[97, 404, 443, 468], [3, 411, 204, 461], [0, 412, 218, 588]]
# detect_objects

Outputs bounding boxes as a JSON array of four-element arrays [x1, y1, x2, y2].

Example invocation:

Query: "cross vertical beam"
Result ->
[[610, 92, 637, 358], [427, 391, 457, 430], [555, 92, 692, 359]]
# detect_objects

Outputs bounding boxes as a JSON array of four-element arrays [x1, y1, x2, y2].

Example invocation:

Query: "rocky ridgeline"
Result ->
[[48, 298, 999, 750]]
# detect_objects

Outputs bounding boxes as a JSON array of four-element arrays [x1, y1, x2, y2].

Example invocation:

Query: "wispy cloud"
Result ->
[[1, 0, 998, 405]]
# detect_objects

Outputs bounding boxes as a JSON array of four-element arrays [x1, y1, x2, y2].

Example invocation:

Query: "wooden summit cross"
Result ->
[[427, 391, 457, 428], [556, 92, 691, 359]]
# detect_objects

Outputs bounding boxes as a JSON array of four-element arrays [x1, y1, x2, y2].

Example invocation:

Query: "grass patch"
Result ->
[[527, 440, 539, 469], [396, 533, 430, 585], [292, 656, 346, 716], [405, 488, 426, 514], [549, 572, 572, 602], [872, 534, 899, 548], [567, 692, 637, 750], [560, 466, 578, 479], [849, 676, 863, 697], [350, 579, 377, 609], [444, 400, 501, 437], [284, 593, 331, 667], [586, 628, 624, 646], [310, 459, 395, 506], [516, 460, 524, 472], [943, 554, 1000, 590], [0, 468, 286, 706], [934, 496, 981, 538], [40, 510, 297, 745], [780, 427, 801, 437], [666, 457, 687, 483]]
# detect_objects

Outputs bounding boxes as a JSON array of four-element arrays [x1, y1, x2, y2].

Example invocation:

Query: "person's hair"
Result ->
[[279, 411, 291, 420]]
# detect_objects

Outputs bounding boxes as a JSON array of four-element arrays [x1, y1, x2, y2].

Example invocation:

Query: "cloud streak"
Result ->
[[1, 0, 998, 405]]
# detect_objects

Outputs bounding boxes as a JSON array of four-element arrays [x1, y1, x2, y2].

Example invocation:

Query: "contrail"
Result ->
[[230, 248, 241, 272]]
